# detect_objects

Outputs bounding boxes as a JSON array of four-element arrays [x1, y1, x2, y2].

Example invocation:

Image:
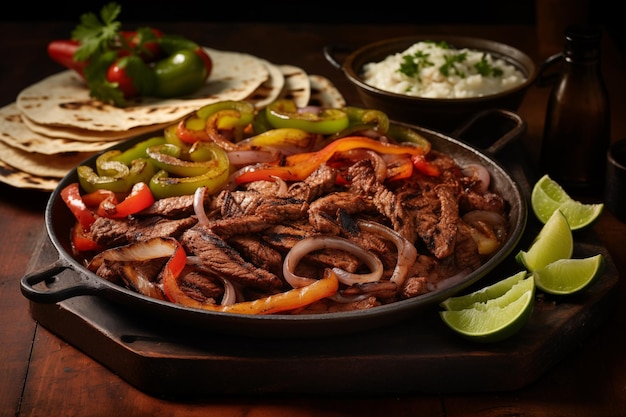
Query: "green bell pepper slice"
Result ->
[[78, 154, 157, 194], [148, 142, 230, 199], [265, 99, 349, 135]]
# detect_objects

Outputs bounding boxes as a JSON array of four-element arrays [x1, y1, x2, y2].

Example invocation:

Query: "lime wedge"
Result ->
[[440, 270, 528, 311], [531, 174, 603, 230], [515, 209, 573, 272], [532, 254, 605, 295], [440, 276, 535, 343]]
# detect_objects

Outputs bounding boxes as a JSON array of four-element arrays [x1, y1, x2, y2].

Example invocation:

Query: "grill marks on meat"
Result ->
[[229, 235, 284, 275], [181, 226, 283, 291], [138, 194, 195, 218], [308, 192, 370, 234], [89, 216, 198, 247]]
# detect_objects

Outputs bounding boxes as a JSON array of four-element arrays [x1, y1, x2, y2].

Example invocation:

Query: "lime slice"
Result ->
[[531, 174, 603, 230], [515, 209, 573, 272], [440, 276, 535, 343], [440, 270, 528, 311], [533, 254, 605, 295]]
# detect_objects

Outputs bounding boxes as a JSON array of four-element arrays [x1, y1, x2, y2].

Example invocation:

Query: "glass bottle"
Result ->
[[540, 24, 610, 198]]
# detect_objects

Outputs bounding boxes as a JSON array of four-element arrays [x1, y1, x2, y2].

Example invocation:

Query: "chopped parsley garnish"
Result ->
[[397, 43, 504, 83], [398, 51, 433, 79], [440, 52, 467, 77], [474, 53, 504, 77]]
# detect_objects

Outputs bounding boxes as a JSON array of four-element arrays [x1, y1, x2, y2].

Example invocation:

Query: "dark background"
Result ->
[[3, 0, 622, 52], [0, 0, 605, 24]]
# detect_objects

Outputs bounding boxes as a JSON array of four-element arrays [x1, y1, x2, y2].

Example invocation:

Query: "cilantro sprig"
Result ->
[[71, 2, 122, 62]]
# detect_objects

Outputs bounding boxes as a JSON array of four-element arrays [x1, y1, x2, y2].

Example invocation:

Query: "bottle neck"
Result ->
[[562, 23, 602, 62]]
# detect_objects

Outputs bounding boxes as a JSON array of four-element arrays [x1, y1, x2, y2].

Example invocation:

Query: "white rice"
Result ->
[[361, 41, 527, 99]]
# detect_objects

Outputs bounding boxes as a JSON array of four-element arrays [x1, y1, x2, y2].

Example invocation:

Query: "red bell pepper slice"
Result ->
[[60, 183, 97, 230], [82, 182, 155, 218], [411, 154, 441, 177], [70, 221, 103, 253]]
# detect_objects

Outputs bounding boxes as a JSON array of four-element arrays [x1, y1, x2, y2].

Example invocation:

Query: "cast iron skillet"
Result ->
[[21, 111, 527, 338]]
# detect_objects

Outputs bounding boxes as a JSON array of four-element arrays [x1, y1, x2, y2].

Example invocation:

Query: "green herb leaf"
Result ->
[[439, 52, 467, 77], [71, 2, 122, 62], [398, 51, 433, 80], [474, 53, 504, 77]]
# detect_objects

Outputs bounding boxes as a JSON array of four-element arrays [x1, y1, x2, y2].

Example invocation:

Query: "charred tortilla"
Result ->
[[277, 65, 311, 107], [16, 48, 269, 132], [308, 74, 347, 108], [245, 59, 285, 108], [0, 103, 124, 153], [0, 139, 95, 178], [0, 158, 59, 191]]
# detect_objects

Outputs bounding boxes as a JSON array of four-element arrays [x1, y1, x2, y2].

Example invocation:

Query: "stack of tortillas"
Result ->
[[0, 47, 346, 191]]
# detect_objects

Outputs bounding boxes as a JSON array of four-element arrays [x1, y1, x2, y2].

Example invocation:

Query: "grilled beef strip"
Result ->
[[88, 215, 198, 247], [180, 226, 284, 291], [137, 194, 195, 218], [228, 234, 284, 275]]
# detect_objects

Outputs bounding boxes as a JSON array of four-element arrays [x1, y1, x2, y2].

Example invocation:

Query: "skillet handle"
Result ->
[[20, 257, 105, 303], [451, 108, 526, 156], [323, 44, 354, 70]]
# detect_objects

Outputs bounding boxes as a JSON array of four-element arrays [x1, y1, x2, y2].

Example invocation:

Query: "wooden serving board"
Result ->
[[27, 229, 619, 398]]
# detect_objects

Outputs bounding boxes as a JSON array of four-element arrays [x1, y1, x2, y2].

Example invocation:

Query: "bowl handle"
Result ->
[[451, 108, 527, 156], [20, 257, 107, 303], [323, 44, 355, 70]]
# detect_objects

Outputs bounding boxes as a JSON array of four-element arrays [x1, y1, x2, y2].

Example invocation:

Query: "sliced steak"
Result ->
[[89, 216, 197, 247], [180, 226, 284, 291], [138, 194, 195, 218]]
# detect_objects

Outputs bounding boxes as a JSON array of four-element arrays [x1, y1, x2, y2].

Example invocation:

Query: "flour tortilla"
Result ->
[[0, 103, 124, 154], [16, 48, 269, 132], [0, 159, 58, 191], [245, 59, 285, 108], [278, 65, 311, 107], [21, 113, 168, 143], [0, 139, 95, 178], [308, 74, 346, 108]]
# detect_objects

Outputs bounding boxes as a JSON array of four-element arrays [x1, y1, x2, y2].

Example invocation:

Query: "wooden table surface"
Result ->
[[1, 20, 625, 417]]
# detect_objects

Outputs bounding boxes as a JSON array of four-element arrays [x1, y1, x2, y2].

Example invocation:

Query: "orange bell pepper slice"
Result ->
[[235, 136, 431, 184], [163, 268, 339, 315]]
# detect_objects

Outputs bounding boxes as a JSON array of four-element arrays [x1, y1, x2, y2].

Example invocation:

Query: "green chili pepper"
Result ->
[[265, 99, 349, 135], [148, 142, 230, 198]]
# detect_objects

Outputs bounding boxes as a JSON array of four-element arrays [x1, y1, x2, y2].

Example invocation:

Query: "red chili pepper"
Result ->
[[60, 183, 97, 230], [47, 40, 87, 78]]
